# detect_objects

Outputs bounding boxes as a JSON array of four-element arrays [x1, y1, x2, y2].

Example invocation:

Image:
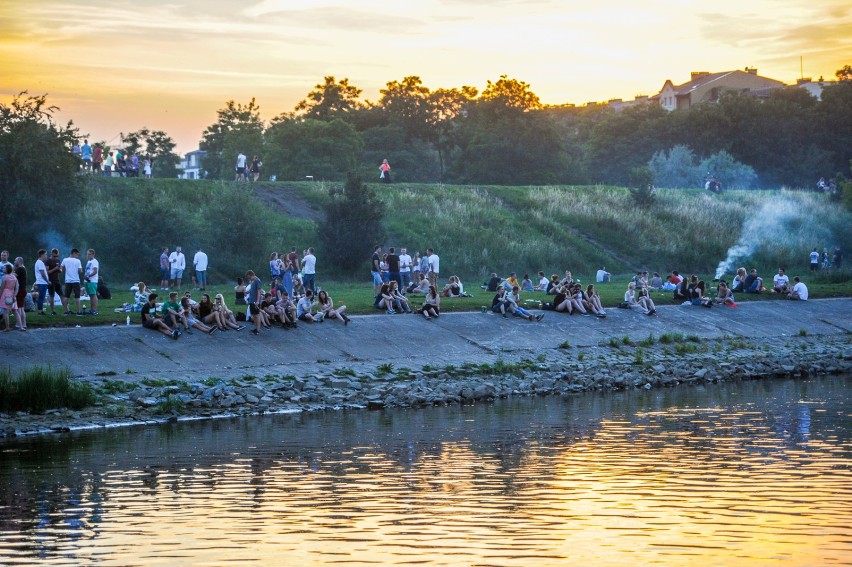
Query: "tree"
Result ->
[[480, 75, 542, 110], [377, 76, 432, 141], [836, 65, 852, 81], [264, 117, 363, 181], [0, 92, 82, 251], [427, 86, 478, 180], [120, 128, 180, 177], [200, 99, 264, 179], [628, 165, 656, 207], [295, 76, 363, 120], [318, 173, 385, 275]]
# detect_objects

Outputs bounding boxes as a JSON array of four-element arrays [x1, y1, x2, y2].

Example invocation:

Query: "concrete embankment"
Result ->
[[2, 299, 850, 437]]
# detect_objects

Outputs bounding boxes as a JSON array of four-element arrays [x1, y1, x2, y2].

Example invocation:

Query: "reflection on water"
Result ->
[[1, 376, 850, 566]]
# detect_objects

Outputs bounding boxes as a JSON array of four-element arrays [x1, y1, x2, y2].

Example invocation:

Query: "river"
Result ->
[[1, 375, 849, 566]]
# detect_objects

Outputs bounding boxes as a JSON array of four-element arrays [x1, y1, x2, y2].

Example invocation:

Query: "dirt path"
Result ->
[[251, 182, 323, 222]]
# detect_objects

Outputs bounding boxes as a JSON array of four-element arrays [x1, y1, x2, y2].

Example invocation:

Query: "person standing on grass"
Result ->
[[371, 245, 383, 294], [45, 248, 61, 315], [301, 247, 316, 294], [245, 270, 263, 335], [159, 247, 170, 290], [169, 246, 186, 290], [194, 247, 208, 291], [426, 248, 440, 288], [13, 257, 27, 330], [809, 248, 819, 271], [1, 265, 19, 331], [386, 247, 400, 291], [235, 152, 247, 182], [33, 249, 49, 316], [83, 249, 99, 315], [399, 247, 412, 291], [60, 248, 84, 316], [379, 158, 391, 183]]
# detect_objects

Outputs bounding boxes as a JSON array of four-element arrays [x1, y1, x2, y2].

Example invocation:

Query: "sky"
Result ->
[[1, 0, 849, 154]]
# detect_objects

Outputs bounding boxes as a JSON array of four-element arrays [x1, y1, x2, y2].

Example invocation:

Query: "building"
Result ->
[[657, 68, 786, 111], [795, 78, 837, 101], [177, 149, 207, 179]]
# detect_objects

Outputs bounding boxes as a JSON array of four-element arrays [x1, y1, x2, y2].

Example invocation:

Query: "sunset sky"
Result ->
[[1, 0, 849, 154]]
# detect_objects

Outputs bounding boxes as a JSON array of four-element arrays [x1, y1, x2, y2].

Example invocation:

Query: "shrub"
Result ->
[[318, 172, 386, 276]]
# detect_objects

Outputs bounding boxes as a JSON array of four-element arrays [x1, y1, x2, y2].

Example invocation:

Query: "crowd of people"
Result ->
[[0, 236, 831, 336], [73, 140, 154, 178]]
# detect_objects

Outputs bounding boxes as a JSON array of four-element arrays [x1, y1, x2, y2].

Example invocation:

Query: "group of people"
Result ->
[[73, 140, 154, 178], [664, 267, 810, 305], [159, 246, 209, 291], [0, 247, 103, 331], [235, 152, 262, 182], [809, 247, 842, 271]]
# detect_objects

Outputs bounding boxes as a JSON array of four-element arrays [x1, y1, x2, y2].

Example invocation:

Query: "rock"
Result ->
[[138, 397, 159, 407], [694, 368, 709, 379]]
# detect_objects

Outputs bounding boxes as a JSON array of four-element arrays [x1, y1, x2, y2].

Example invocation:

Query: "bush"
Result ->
[[629, 166, 656, 207], [0, 365, 96, 413], [700, 151, 758, 190], [318, 173, 386, 275], [649, 145, 703, 188]]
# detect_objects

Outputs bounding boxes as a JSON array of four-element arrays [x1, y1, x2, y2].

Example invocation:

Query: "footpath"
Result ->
[[2, 299, 850, 437]]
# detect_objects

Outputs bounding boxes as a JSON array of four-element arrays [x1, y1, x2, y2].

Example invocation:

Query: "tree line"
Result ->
[[199, 67, 852, 189]]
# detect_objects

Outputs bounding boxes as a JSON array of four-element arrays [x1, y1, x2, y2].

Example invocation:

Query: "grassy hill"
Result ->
[[68, 178, 850, 285]]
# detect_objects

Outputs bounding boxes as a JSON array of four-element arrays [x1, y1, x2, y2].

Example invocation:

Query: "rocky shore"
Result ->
[[2, 330, 849, 438]]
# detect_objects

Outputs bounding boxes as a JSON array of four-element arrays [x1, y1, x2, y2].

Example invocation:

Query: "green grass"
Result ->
[[12, 269, 852, 331], [0, 366, 96, 412]]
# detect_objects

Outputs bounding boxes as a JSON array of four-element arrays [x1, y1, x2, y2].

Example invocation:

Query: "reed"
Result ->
[[0, 366, 96, 413]]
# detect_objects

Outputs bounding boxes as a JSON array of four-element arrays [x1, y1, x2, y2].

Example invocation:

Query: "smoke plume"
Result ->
[[714, 199, 798, 279]]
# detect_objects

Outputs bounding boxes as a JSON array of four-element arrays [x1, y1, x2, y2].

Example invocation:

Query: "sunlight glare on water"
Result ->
[[0, 376, 850, 566]]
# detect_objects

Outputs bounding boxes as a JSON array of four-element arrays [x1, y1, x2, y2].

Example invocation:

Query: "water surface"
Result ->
[[1, 376, 850, 566]]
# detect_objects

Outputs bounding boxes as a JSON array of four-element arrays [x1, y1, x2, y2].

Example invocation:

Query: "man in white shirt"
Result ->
[[301, 247, 316, 293], [788, 276, 808, 301], [83, 248, 100, 315], [0, 250, 11, 272], [34, 249, 49, 315], [596, 266, 611, 283], [169, 246, 186, 289], [398, 247, 412, 291], [772, 268, 790, 294], [60, 248, 84, 315], [426, 248, 440, 287], [194, 247, 209, 291], [236, 152, 247, 181], [809, 248, 819, 271]]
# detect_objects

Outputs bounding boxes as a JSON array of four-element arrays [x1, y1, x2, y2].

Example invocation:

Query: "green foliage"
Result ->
[[73, 178, 311, 281], [295, 76, 363, 120], [0, 93, 82, 251], [200, 99, 264, 179], [376, 363, 394, 376], [0, 366, 95, 413], [264, 117, 363, 181], [629, 166, 656, 207], [649, 145, 703, 188], [318, 173, 386, 275], [700, 150, 758, 190], [155, 395, 184, 414], [120, 128, 181, 175]]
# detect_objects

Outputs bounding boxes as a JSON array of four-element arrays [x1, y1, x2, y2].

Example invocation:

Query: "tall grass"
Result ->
[[43, 178, 852, 283], [0, 366, 96, 413]]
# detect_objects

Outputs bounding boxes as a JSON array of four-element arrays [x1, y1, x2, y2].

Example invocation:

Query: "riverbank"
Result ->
[[2, 299, 850, 438]]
